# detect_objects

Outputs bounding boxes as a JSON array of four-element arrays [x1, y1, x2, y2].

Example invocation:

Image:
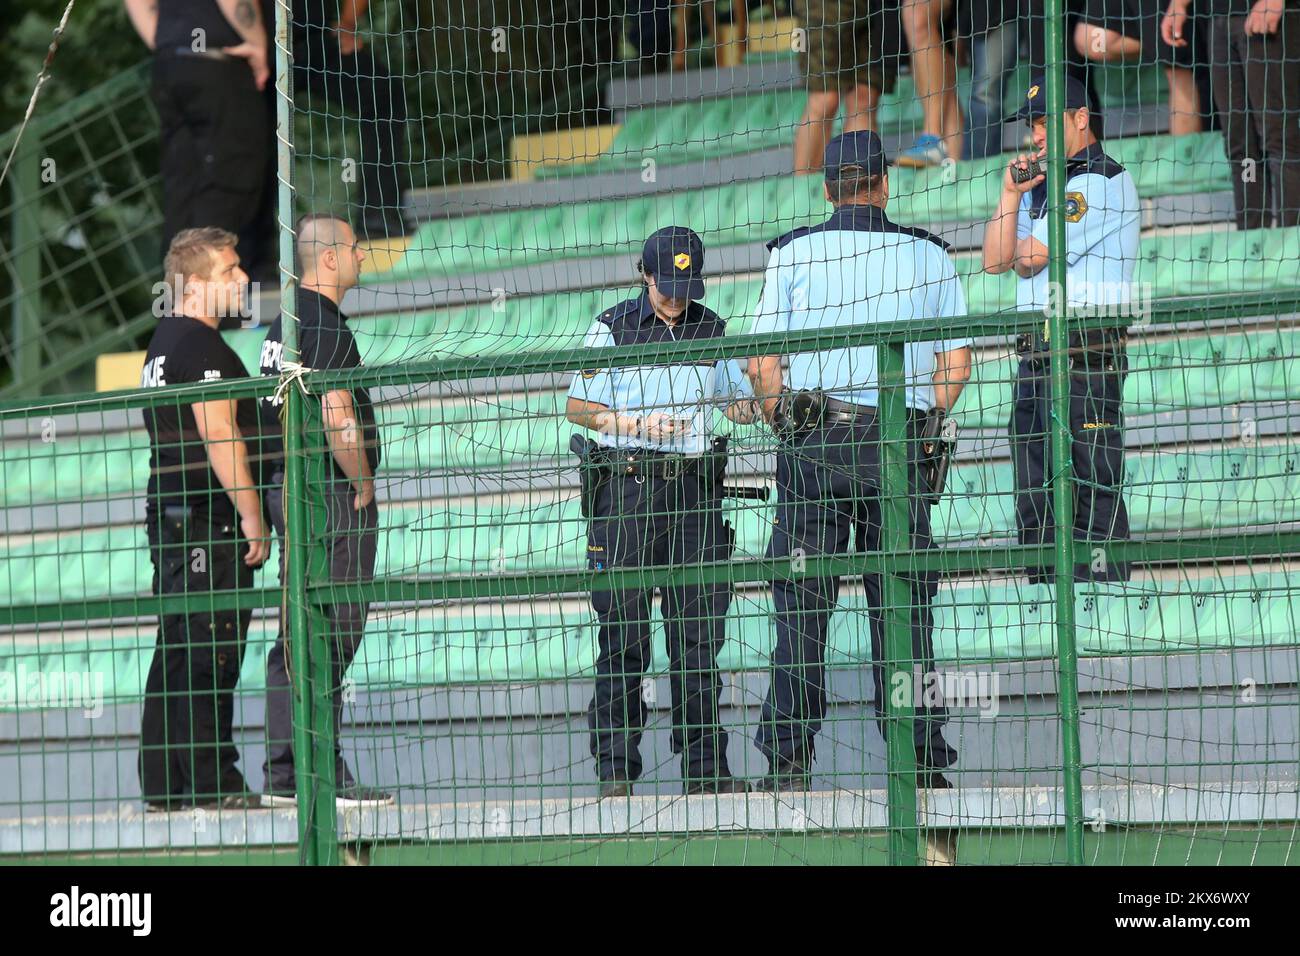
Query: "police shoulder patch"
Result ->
[[1064, 191, 1088, 223]]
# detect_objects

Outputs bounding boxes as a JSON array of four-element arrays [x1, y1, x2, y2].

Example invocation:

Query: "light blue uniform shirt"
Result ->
[[1016, 143, 1141, 312], [752, 204, 970, 411], [567, 293, 753, 455]]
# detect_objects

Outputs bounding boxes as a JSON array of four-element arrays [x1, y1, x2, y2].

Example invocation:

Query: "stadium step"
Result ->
[[385, 132, 1236, 282], [1, 569, 1294, 706], [538, 61, 1169, 181], [4, 439, 1299, 606], [8, 325, 1300, 518], [339, 225, 1296, 352]]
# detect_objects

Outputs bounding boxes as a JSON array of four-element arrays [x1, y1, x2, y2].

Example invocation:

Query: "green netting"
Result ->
[[2, 0, 1299, 870]]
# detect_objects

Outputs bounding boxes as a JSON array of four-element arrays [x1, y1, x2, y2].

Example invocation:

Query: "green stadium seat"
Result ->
[[3, 441, 1296, 609], [3, 569, 1294, 708], [536, 65, 1171, 180], [383, 133, 1239, 282], [949, 329, 1300, 430], [6, 321, 1300, 513]]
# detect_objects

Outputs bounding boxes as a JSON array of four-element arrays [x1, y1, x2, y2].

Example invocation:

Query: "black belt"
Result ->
[[160, 47, 235, 62], [594, 447, 707, 481], [821, 398, 922, 427], [1017, 327, 1127, 357]]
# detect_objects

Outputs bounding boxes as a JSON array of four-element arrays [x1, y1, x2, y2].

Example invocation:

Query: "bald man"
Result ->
[[256, 214, 391, 807]]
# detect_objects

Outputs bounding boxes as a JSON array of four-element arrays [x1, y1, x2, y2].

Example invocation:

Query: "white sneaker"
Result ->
[[335, 785, 395, 808], [262, 786, 395, 808]]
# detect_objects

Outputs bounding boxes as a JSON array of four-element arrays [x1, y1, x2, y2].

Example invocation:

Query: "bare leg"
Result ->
[[902, 0, 963, 161], [1074, 23, 1197, 134], [673, 0, 688, 71], [1165, 65, 1203, 135], [795, 89, 843, 175], [733, 0, 748, 61], [843, 82, 881, 134]]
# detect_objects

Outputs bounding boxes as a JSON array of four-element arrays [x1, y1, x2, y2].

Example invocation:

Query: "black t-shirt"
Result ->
[[140, 315, 259, 518], [1204, 0, 1296, 15], [155, 0, 243, 53], [257, 288, 381, 482]]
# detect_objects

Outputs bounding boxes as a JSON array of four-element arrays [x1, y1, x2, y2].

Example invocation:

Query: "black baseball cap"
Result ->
[[642, 226, 706, 301], [1017, 74, 1093, 121], [824, 130, 890, 181]]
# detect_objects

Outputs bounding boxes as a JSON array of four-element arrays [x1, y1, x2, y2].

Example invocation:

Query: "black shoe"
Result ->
[[917, 769, 953, 790], [684, 774, 751, 795], [598, 772, 634, 800], [755, 758, 812, 793]]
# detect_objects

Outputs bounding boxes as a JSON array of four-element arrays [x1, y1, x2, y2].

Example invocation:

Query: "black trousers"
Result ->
[[586, 469, 735, 782], [239, 28, 412, 279], [139, 504, 253, 806], [263, 475, 379, 794], [1207, 12, 1300, 230], [758, 417, 956, 771], [293, 27, 408, 214], [151, 53, 271, 274], [1011, 351, 1131, 583]]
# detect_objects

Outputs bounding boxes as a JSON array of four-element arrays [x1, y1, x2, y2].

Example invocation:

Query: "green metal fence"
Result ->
[[1, 0, 1299, 865], [0, 62, 160, 397]]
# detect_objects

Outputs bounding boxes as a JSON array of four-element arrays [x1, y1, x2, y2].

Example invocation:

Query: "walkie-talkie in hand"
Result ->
[[1011, 159, 1044, 184]]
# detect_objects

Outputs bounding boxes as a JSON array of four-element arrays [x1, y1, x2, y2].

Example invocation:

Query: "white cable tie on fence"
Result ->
[[274, 360, 313, 406]]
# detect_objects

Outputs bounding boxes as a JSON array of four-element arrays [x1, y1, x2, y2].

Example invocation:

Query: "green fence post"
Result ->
[[273, 0, 337, 866], [878, 339, 920, 866], [302, 396, 338, 866], [1043, 0, 1086, 865], [8, 128, 42, 391]]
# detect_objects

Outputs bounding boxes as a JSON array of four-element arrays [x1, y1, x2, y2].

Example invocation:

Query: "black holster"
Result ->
[[705, 435, 730, 490], [571, 433, 611, 519], [919, 408, 955, 506], [771, 389, 826, 439]]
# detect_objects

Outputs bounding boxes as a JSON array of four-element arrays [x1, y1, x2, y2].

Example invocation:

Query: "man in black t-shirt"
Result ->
[[124, 0, 275, 280], [1164, 0, 1300, 228], [257, 214, 389, 807], [138, 227, 270, 811], [290, 1, 409, 238]]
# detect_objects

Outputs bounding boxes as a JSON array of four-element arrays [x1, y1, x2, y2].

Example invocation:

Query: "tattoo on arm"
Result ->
[[235, 0, 256, 28]]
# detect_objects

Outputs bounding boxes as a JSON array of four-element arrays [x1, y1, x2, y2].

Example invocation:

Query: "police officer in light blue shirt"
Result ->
[[982, 75, 1141, 583], [567, 226, 758, 799], [747, 130, 973, 792]]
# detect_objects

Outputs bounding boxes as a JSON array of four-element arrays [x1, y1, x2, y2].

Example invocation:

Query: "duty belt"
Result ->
[[821, 397, 922, 428], [1016, 327, 1127, 358], [595, 447, 706, 482]]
